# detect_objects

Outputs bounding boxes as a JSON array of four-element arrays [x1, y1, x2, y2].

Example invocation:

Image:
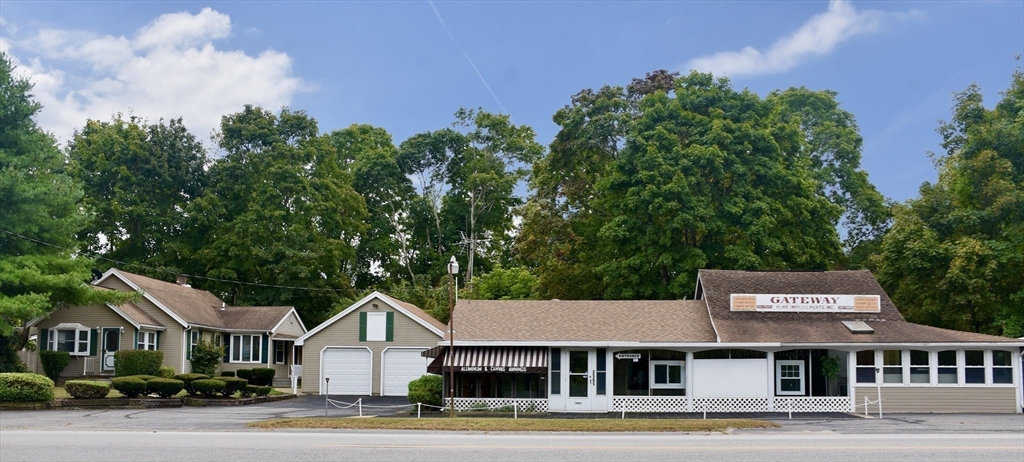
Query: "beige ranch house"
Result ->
[[423, 270, 1023, 414], [28, 269, 306, 384]]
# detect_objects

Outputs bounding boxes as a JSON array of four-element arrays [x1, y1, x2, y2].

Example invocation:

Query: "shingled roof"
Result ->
[[697, 269, 1018, 344], [104, 270, 299, 332], [447, 299, 716, 343]]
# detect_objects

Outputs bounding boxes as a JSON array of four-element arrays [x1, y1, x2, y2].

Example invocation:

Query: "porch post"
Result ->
[[685, 351, 694, 412], [766, 351, 775, 412], [847, 350, 856, 412]]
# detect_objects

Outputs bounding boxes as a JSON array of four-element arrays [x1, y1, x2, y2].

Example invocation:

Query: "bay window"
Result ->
[[138, 331, 157, 351], [48, 326, 91, 356]]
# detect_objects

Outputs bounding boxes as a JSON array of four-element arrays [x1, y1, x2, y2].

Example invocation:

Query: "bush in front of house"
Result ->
[[157, 366, 175, 378], [188, 338, 224, 376], [254, 385, 273, 397], [235, 368, 252, 381], [0, 372, 54, 402], [39, 350, 71, 382], [64, 380, 111, 399], [111, 377, 147, 398], [114, 350, 164, 377], [192, 379, 226, 397], [219, 377, 248, 396], [249, 367, 275, 386], [124, 374, 159, 382], [173, 373, 210, 395], [240, 385, 272, 398], [406, 374, 443, 407], [146, 378, 184, 398], [219, 371, 235, 377]]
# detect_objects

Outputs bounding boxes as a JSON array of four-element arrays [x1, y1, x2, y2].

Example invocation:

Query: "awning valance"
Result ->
[[426, 346, 548, 374]]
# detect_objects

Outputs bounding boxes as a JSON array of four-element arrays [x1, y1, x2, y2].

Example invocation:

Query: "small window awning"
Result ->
[[426, 346, 548, 374]]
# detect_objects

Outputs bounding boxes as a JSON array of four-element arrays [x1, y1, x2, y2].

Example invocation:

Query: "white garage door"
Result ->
[[322, 348, 371, 395], [382, 348, 429, 396]]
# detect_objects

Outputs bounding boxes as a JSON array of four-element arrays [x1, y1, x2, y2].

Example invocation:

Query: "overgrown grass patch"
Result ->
[[248, 417, 777, 433]]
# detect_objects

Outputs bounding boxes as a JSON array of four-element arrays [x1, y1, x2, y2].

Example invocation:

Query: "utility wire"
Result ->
[[0, 228, 349, 292]]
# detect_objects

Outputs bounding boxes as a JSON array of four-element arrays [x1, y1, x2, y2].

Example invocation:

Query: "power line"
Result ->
[[0, 228, 350, 292]]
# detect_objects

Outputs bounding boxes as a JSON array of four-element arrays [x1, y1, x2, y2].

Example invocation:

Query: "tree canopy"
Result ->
[[875, 67, 1024, 336]]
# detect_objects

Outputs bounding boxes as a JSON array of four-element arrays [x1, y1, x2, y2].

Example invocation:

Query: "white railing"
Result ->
[[452, 398, 548, 413], [612, 396, 688, 412], [774, 396, 851, 413], [693, 397, 770, 412]]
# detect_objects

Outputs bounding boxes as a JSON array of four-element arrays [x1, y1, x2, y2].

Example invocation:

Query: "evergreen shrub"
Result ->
[[64, 380, 111, 399]]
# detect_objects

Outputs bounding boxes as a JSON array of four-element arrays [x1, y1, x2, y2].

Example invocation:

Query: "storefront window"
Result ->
[[992, 351, 1013, 384], [909, 350, 930, 384], [937, 350, 957, 383], [613, 349, 649, 396], [964, 350, 984, 384], [882, 350, 902, 383]]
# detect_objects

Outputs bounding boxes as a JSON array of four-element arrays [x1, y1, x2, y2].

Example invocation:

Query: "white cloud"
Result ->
[[3, 8, 308, 147], [686, 0, 918, 77]]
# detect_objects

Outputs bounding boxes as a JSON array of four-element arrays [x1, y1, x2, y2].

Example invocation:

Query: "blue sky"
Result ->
[[1, 1, 1021, 202]]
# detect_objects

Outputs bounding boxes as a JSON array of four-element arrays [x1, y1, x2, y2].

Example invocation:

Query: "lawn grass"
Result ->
[[249, 417, 777, 433]]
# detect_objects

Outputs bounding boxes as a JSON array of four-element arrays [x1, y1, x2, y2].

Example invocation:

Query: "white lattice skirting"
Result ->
[[773, 397, 851, 413], [693, 397, 770, 412], [613, 397, 688, 412], [453, 398, 548, 412]]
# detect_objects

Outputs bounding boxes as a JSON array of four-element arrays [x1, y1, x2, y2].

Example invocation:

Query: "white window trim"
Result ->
[[365, 312, 387, 342], [649, 360, 685, 389], [49, 327, 91, 356], [775, 360, 805, 396], [274, 341, 286, 364], [230, 334, 262, 363], [853, 349, 1016, 388], [881, 349, 903, 384], [139, 331, 157, 351], [855, 350, 876, 385], [991, 350, 1014, 384]]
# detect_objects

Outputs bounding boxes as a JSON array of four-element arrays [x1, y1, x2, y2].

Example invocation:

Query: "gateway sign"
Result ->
[[730, 294, 880, 313]]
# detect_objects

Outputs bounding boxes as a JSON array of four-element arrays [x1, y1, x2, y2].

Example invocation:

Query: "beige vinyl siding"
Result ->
[[275, 312, 306, 337], [301, 297, 442, 395], [35, 305, 133, 377], [854, 386, 1018, 413], [98, 276, 187, 373]]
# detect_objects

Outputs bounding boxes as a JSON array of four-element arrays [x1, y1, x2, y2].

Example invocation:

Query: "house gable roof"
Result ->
[[295, 292, 444, 345], [447, 299, 717, 343], [696, 269, 1019, 344], [107, 301, 165, 329]]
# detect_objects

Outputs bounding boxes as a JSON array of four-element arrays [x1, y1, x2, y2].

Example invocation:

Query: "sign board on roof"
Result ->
[[730, 294, 880, 313]]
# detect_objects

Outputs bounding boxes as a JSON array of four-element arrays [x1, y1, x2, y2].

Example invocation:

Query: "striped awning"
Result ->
[[427, 347, 548, 374]]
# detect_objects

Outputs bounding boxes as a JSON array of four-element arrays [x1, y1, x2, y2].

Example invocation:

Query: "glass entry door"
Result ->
[[565, 350, 595, 410]]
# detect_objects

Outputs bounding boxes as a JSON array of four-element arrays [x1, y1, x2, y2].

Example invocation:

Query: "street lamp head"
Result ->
[[448, 256, 459, 275]]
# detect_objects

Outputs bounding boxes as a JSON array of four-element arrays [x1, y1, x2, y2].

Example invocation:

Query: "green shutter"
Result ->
[[89, 329, 98, 356], [39, 328, 48, 351], [359, 312, 367, 341], [155, 331, 160, 350], [186, 331, 191, 360], [261, 334, 269, 364], [134, 328, 139, 349], [385, 312, 394, 341], [223, 335, 231, 363]]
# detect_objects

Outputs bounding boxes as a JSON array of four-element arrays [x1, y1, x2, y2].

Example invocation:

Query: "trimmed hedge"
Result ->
[[40, 350, 70, 381], [220, 377, 248, 396], [192, 379, 227, 397], [157, 366, 175, 378], [248, 367, 275, 386], [111, 377, 147, 398], [146, 378, 184, 398], [219, 371, 235, 377], [114, 350, 164, 377], [255, 386, 273, 397], [239, 385, 271, 398], [64, 380, 111, 399], [235, 369, 252, 381], [407, 375, 443, 407], [0, 372, 54, 402], [124, 374, 160, 382], [173, 373, 210, 395]]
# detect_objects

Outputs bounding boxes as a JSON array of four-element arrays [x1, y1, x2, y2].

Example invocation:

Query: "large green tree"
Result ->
[[66, 114, 208, 271], [0, 52, 129, 338], [185, 106, 367, 325], [875, 67, 1024, 336], [520, 71, 859, 299]]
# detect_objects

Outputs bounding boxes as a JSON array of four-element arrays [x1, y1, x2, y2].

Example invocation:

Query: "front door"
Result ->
[[565, 349, 596, 411], [102, 328, 120, 372]]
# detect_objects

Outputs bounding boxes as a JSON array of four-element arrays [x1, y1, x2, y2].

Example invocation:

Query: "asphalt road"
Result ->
[[1, 430, 1022, 461]]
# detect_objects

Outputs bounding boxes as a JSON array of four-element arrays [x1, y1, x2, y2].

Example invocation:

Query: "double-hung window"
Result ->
[[138, 331, 157, 351], [964, 350, 985, 384], [992, 351, 1013, 384], [909, 350, 930, 384], [776, 360, 805, 395], [274, 341, 286, 364], [882, 350, 903, 383], [855, 350, 876, 384], [48, 326, 90, 356], [231, 334, 262, 363], [937, 350, 958, 383]]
